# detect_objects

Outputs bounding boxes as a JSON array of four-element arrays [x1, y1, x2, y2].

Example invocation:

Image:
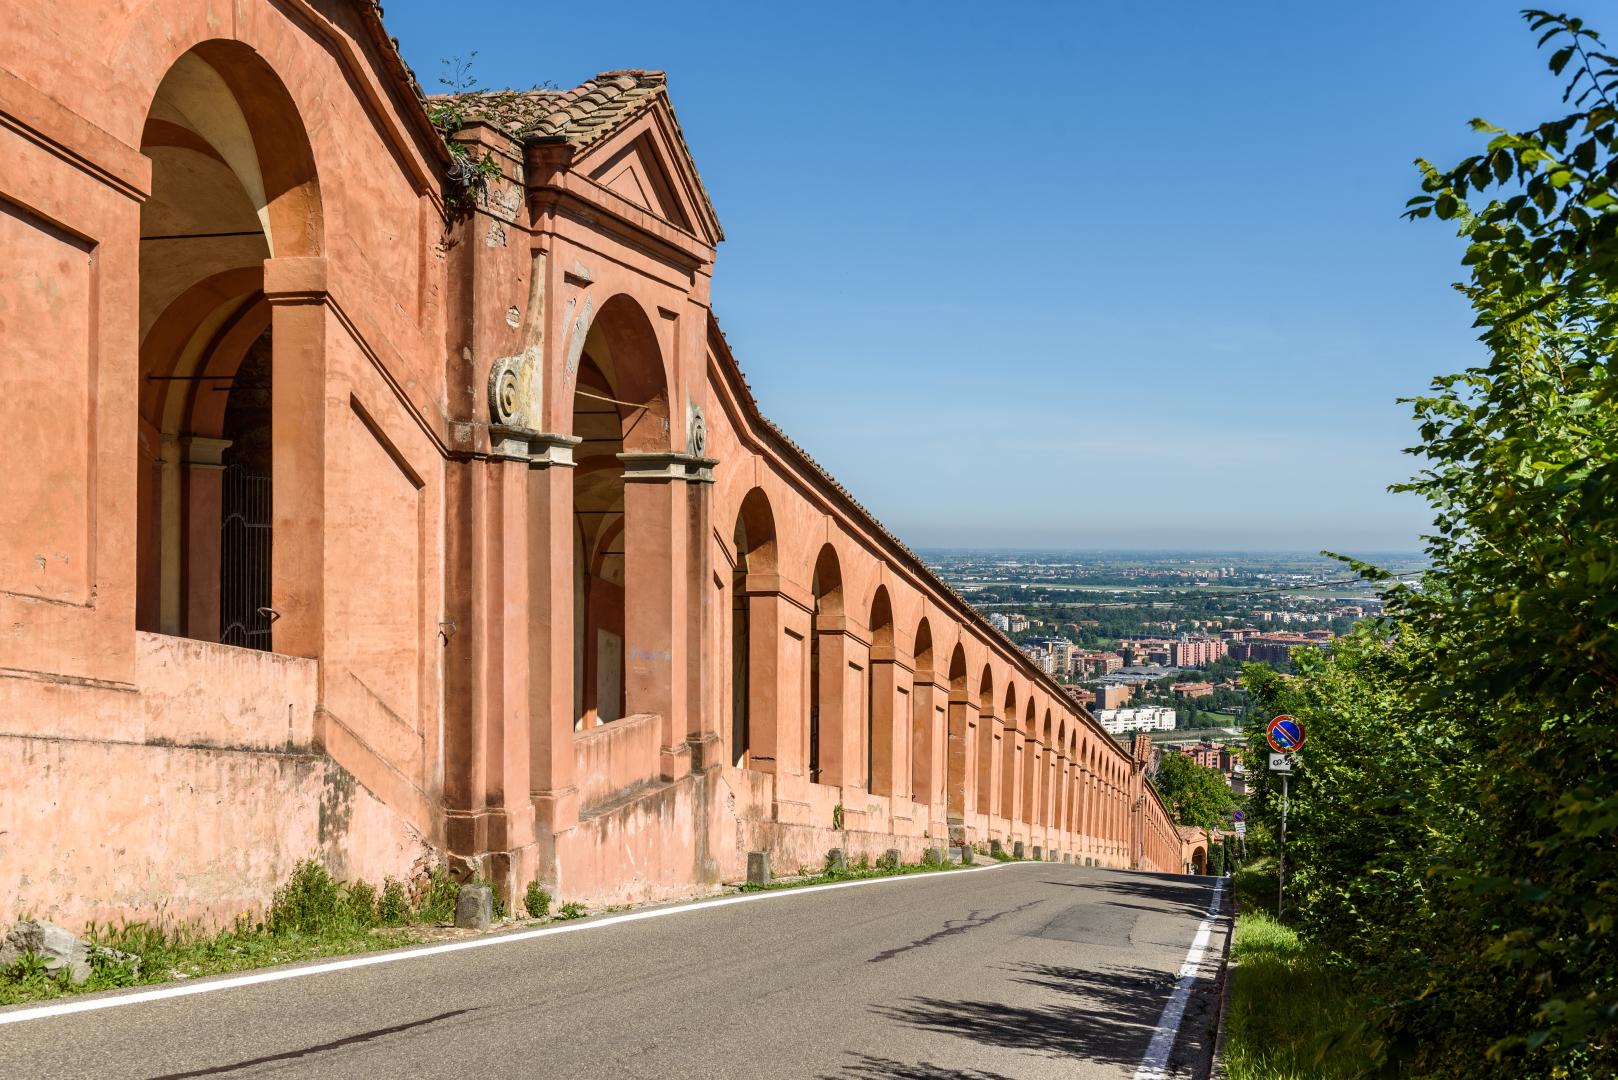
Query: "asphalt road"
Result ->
[[0, 863, 1227, 1080]]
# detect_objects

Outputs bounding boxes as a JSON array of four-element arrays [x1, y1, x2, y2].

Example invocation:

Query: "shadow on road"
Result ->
[[867, 961, 1173, 1069], [146, 1008, 475, 1079], [1043, 875, 1217, 916], [819, 1053, 1016, 1079]]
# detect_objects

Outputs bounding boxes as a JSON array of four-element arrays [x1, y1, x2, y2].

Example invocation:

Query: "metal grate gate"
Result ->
[[220, 465, 272, 650]]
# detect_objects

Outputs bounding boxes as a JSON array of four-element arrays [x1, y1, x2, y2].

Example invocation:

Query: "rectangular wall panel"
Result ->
[[0, 198, 94, 604]]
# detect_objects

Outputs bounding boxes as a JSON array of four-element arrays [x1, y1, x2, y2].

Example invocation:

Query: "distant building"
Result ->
[[1007, 614, 1030, 633], [1095, 706, 1176, 735], [1094, 684, 1134, 710], [1179, 741, 1224, 770], [1168, 636, 1227, 668], [1020, 645, 1055, 674], [1229, 633, 1323, 664], [988, 612, 1011, 633], [1171, 681, 1214, 699]]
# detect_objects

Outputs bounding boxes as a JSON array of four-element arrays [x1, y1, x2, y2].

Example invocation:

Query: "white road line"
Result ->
[[0, 860, 1019, 1027], [1132, 880, 1226, 1080]]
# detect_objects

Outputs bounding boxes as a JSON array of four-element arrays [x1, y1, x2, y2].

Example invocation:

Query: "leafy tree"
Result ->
[[1398, 9, 1618, 1070], [1153, 752, 1237, 830], [1241, 11, 1618, 1076]]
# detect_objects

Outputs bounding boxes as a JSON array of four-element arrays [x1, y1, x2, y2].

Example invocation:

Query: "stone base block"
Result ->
[[455, 884, 493, 930]]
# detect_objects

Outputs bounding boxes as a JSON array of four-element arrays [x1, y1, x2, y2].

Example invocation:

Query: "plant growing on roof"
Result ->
[[427, 54, 539, 213]]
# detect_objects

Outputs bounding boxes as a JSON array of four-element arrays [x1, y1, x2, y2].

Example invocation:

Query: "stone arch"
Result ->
[[808, 543, 843, 784], [1067, 728, 1080, 832], [1021, 697, 1040, 828], [571, 292, 671, 728], [945, 642, 971, 826], [976, 663, 997, 816], [135, 40, 323, 653], [910, 617, 939, 807], [1052, 715, 1068, 837], [866, 585, 894, 794], [730, 487, 777, 767], [1040, 708, 1055, 828], [999, 680, 1020, 823]]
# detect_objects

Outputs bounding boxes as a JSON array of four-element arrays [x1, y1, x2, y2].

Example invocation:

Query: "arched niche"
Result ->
[[570, 293, 670, 729], [730, 487, 777, 767], [135, 40, 322, 653], [808, 543, 843, 783]]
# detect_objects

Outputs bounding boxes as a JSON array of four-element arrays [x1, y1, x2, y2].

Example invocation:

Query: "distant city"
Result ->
[[923, 550, 1423, 789]]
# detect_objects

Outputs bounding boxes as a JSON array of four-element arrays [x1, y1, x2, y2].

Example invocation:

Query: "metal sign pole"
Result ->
[[1278, 772, 1288, 919]]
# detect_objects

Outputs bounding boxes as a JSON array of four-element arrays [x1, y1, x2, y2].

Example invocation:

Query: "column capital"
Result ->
[[618, 451, 717, 483], [179, 435, 231, 468], [490, 427, 582, 466], [262, 256, 329, 305]]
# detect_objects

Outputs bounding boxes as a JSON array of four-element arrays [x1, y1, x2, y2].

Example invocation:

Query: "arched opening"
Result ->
[[867, 586, 894, 794], [1045, 712, 1059, 829], [1067, 729, 1079, 832], [910, 618, 935, 806], [1021, 699, 1039, 827], [731, 488, 776, 767], [1000, 683, 1019, 822], [945, 643, 970, 824], [1051, 716, 1066, 835], [135, 42, 321, 651], [976, 665, 996, 816], [570, 294, 669, 729], [1191, 846, 1207, 876], [809, 544, 843, 783]]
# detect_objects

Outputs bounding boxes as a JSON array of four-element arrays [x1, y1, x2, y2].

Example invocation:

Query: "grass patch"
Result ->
[[1223, 862, 1376, 1080], [0, 860, 484, 1007]]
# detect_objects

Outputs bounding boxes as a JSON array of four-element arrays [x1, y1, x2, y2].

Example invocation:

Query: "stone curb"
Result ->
[[1207, 880, 1239, 1080]]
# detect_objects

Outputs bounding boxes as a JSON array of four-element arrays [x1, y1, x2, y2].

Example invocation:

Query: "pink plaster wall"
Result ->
[[0, 0, 1185, 933], [0, 734, 424, 933]]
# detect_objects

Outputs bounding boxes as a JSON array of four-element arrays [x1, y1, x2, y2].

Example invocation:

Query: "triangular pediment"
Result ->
[[573, 100, 723, 247], [589, 136, 693, 231]]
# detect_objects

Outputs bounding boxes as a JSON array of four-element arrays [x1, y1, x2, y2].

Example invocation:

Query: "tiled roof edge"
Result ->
[[707, 314, 1119, 749], [357, 2, 453, 165]]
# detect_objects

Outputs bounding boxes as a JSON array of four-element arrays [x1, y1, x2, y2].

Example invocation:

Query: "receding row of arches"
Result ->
[[728, 484, 1139, 849]]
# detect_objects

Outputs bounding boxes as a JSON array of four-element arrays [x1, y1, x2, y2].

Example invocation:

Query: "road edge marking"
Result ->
[[1132, 879, 1226, 1080], [0, 859, 1020, 1026]]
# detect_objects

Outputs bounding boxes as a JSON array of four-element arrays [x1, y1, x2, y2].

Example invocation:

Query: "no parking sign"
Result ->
[[1266, 714, 1305, 754]]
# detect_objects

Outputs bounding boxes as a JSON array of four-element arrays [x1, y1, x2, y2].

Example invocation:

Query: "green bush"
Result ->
[[267, 861, 351, 935], [416, 867, 460, 924], [555, 901, 587, 920], [875, 850, 899, 872], [1226, 14, 1618, 1075], [524, 880, 551, 919], [379, 878, 409, 925], [345, 880, 379, 927]]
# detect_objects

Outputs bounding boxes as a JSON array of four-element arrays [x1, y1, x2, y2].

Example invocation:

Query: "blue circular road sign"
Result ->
[[1266, 714, 1305, 753]]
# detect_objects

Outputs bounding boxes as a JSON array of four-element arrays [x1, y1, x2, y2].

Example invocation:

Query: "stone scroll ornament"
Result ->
[[687, 402, 708, 457], [488, 251, 548, 430]]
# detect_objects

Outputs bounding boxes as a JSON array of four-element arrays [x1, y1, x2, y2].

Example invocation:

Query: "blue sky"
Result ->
[[388, 1, 1573, 553]]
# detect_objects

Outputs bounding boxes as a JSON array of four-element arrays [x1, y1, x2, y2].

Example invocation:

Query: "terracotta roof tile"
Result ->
[[430, 69, 719, 237], [431, 70, 661, 149]]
